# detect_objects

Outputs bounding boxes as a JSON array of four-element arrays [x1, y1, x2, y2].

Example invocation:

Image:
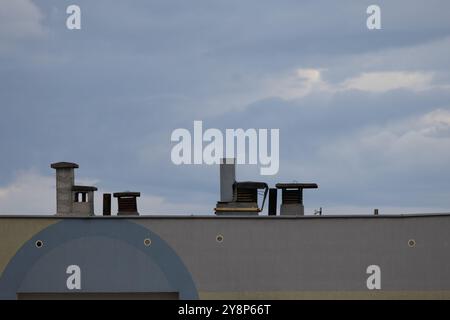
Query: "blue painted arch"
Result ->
[[0, 219, 198, 299]]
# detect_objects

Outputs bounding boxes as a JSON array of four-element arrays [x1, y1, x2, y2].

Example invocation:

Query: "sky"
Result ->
[[1, 0, 450, 215]]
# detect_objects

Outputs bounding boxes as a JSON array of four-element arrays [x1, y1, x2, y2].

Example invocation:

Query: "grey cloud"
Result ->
[[1, 1, 450, 214]]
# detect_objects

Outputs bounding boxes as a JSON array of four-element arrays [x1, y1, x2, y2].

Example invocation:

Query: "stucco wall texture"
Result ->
[[0, 214, 449, 299]]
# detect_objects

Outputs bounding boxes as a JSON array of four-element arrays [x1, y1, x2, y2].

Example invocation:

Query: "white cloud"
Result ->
[[264, 68, 329, 100], [0, 170, 55, 214], [0, 171, 211, 215], [341, 71, 434, 93], [0, 0, 46, 52], [265, 69, 441, 101], [362, 109, 450, 164], [276, 108, 450, 212], [314, 108, 450, 180]]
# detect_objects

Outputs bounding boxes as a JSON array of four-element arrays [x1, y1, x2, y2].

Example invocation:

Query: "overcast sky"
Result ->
[[1, 0, 450, 215]]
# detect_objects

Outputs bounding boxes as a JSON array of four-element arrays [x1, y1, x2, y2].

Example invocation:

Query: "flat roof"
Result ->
[[0, 213, 450, 219]]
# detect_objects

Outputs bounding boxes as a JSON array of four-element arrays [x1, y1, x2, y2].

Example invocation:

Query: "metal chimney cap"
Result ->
[[220, 158, 235, 164], [113, 192, 140, 198], [276, 183, 318, 189], [72, 185, 98, 192], [234, 181, 268, 189], [50, 162, 79, 169]]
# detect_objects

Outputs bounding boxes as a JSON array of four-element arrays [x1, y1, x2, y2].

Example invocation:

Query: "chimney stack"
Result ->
[[51, 162, 97, 216], [113, 192, 140, 216], [103, 193, 111, 216], [51, 162, 79, 215], [220, 158, 235, 202], [276, 183, 318, 216], [215, 158, 268, 215], [268, 188, 278, 216]]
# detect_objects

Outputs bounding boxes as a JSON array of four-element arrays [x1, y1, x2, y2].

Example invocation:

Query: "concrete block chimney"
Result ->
[[72, 185, 97, 215], [51, 162, 79, 215], [51, 162, 97, 216]]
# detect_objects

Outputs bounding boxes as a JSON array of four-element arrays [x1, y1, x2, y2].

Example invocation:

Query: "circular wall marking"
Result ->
[[0, 219, 199, 300], [144, 238, 152, 246], [216, 234, 224, 243], [408, 239, 416, 247], [35, 240, 43, 248]]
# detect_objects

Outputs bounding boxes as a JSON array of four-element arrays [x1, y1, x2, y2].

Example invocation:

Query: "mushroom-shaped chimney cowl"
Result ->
[[50, 162, 79, 169]]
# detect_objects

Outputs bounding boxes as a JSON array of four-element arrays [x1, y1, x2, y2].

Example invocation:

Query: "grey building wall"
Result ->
[[134, 215, 450, 294], [0, 214, 449, 299]]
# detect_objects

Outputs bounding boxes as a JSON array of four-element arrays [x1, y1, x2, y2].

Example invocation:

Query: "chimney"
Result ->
[[103, 193, 111, 216], [220, 158, 235, 202], [268, 188, 277, 216], [51, 162, 97, 216], [215, 158, 268, 215], [113, 192, 140, 216], [72, 185, 97, 216], [51, 162, 79, 215], [276, 183, 318, 216]]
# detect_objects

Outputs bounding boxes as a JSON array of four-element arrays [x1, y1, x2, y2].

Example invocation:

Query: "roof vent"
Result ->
[[113, 192, 140, 216], [276, 183, 318, 216], [215, 159, 268, 215]]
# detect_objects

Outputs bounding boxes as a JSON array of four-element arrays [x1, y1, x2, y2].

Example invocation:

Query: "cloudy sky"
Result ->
[[1, 0, 450, 215]]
